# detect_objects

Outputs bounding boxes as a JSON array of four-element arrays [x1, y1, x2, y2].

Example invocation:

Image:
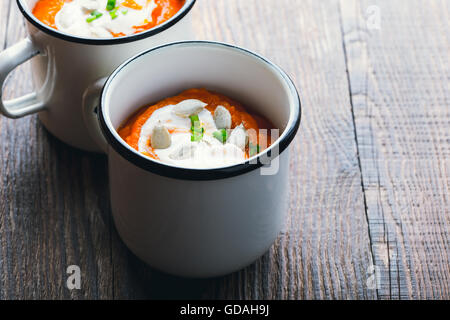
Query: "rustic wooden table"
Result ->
[[0, 0, 448, 300]]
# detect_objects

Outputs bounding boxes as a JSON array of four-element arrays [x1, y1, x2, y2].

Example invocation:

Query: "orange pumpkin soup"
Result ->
[[118, 88, 275, 166], [32, 0, 185, 38]]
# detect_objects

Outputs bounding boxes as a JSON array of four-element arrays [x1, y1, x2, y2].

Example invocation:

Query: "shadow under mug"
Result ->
[[84, 41, 302, 278], [0, 0, 196, 152]]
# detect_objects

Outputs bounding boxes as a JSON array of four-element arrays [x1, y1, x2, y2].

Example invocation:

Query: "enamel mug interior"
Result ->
[[18, 0, 196, 44], [100, 41, 301, 277], [102, 42, 299, 166]]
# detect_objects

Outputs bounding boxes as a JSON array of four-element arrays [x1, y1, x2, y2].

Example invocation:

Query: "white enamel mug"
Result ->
[[84, 41, 301, 278], [0, 0, 196, 152]]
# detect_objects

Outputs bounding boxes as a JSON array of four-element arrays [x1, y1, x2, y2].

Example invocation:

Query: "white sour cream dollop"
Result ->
[[55, 0, 157, 38], [138, 100, 247, 169]]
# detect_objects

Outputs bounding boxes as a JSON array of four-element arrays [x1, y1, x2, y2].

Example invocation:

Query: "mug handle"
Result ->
[[82, 77, 109, 153], [0, 38, 46, 118]]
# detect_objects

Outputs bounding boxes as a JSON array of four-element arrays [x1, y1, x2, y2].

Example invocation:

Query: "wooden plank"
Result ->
[[0, 1, 11, 50], [0, 3, 113, 299], [339, 0, 450, 299], [112, 0, 374, 300]]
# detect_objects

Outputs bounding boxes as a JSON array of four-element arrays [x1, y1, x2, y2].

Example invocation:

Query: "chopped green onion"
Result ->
[[86, 10, 103, 23], [213, 131, 223, 142], [106, 0, 116, 11], [191, 127, 204, 142], [190, 115, 204, 142], [122, 9, 128, 15], [191, 134, 202, 142], [190, 115, 200, 125], [213, 129, 229, 143], [110, 8, 119, 19], [249, 143, 260, 157]]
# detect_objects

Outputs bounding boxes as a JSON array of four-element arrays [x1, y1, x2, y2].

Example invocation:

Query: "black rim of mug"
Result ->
[[98, 41, 302, 181], [16, 0, 196, 45]]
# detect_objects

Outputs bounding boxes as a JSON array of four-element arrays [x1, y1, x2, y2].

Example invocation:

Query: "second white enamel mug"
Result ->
[[0, 0, 196, 152], [84, 41, 302, 278]]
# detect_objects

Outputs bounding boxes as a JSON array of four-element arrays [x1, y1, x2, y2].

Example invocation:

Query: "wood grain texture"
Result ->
[[0, 2, 113, 300], [339, 0, 450, 299], [0, 0, 448, 300], [111, 0, 374, 300]]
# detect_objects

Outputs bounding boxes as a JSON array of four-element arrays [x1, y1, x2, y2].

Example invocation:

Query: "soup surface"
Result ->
[[32, 0, 185, 38], [118, 88, 275, 169]]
